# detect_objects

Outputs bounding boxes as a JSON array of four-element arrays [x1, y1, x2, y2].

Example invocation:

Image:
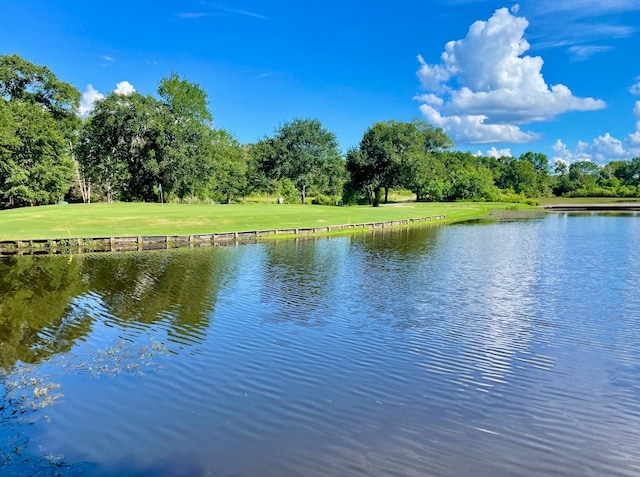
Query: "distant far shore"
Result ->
[[543, 203, 640, 211], [539, 197, 640, 211]]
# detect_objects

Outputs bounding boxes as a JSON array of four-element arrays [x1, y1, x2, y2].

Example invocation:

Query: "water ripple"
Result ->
[[3, 217, 640, 476]]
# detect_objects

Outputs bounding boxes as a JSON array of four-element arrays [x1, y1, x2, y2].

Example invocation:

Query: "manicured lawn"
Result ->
[[0, 201, 533, 241]]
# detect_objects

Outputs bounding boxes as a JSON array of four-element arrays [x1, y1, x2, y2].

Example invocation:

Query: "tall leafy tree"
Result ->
[[157, 73, 215, 198], [347, 120, 452, 206], [77, 73, 217, 202], [0, 54, 79, 124], [76, 91, 165, 202], [0, 54, 80, 207], [255, 118, 343, 204], [208, 129, 247, 204]]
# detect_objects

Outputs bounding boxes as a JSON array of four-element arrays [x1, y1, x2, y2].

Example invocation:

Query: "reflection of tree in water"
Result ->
[[346, 226, 443, 330], [0, 247, 238, 370], [0, 255, 93, 371], [261, 238, 344, 326], [80, 247, 237, 346], [0, 247, 238, 475], [350, 225, 441, 260]]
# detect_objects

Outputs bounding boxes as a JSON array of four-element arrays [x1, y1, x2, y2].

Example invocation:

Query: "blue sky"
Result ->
[[3, 0, 640, 163]]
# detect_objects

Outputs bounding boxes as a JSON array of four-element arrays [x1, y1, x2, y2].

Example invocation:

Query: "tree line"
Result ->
[[2, 54, 640, 209]]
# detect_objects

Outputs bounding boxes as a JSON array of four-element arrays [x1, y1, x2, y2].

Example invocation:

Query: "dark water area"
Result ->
[[1, 214, 640, 476]]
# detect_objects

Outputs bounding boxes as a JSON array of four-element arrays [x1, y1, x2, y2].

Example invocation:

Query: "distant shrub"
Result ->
[[618, 185, 638, 197], [566, 186, 617, 198], [491, 190, 531, 204], [278, 179, 300, 204], [311, 194, 341, 206]]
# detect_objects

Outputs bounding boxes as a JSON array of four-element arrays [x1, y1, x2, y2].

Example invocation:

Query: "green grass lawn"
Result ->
[[0, 201, 533, 241]]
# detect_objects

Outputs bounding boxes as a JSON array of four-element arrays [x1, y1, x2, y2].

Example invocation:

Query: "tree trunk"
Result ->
[[226, 191, 231, 204], [300, 183, 306, 205], [372, 187, 381, 207], [71, 143, 90, 203], [384, 187, 389, 204]]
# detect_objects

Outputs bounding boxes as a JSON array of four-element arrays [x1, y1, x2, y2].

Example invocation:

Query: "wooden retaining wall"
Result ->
[[0, 215, 445, 255]]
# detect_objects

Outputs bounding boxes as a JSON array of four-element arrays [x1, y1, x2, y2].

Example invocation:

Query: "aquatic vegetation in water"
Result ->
[[71, 338, 171, 378], [0, 338, 170, 474]]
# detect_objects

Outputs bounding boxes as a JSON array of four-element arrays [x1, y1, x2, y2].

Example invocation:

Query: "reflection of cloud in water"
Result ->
[[408, 221, 548, 388]]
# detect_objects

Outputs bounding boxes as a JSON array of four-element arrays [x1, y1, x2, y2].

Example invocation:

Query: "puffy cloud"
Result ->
[[78, 84, 104, 116], [412, 93, 444, 107], [114, 81, 135, 96], [588, 133, 630, 162], [419, 104, 539, 144], [627, 101, 640, 146], [552, 103, 640, 164], [416, 55, 451, 92], [551, 139, 593, 163], [485, 146, 513, 158], [631, 79, 640, 95], [415, 7, 605, 144], [628, 131, 640, 147], [77, 81, 137, 116]]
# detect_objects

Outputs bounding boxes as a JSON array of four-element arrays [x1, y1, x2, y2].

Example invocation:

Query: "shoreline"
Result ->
[[0, 214, 446, 255], [542, 203, 640, 211]]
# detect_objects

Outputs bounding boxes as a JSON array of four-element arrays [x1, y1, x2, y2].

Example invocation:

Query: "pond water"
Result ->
[[1, 214, 640, 476]]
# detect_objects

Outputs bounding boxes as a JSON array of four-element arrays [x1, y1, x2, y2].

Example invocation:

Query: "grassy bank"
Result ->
[[0, 202, 533, 241], [538, 197, 640, 205]]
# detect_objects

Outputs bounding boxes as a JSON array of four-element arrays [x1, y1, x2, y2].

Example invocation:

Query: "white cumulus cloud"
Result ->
[[78, 84, 105, 116], [485, 146, 513, 158], [588, 133, 630, 161], [419, 103, 538, 144], [551, 139, 593, 164], [627, 101, 640, 147], [114, 81, 136, 96], [553, 102, 640, 164], [415, 7, 605, 144], [631, 78, 640, 95]]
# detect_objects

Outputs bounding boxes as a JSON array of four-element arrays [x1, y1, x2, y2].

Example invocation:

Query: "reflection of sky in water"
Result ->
[[2, 216, 640, 476]]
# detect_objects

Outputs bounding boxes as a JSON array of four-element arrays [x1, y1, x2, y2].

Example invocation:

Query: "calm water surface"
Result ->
[[1, 214, 640, 476]]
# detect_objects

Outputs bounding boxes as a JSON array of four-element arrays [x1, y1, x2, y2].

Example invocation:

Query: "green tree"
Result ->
[[403, 121, 453, 201], [157, 73, 215, 199], [0, 54, 80, 126], [0, 54, 80, 207], [519, 151, 550, 175], [208, 129, 247, 204], [494, 155, 539, 197], [551, 159, 573, 196], [77, 73, 218, 202], [246, 143, 279, 202], [76, 91, 164, 202], [256, 118, 343, 204], [347, 120, 452, 206], [344, 147, 374, 204], [519, 151, 550, 195], [619, 157, 640, 186]]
